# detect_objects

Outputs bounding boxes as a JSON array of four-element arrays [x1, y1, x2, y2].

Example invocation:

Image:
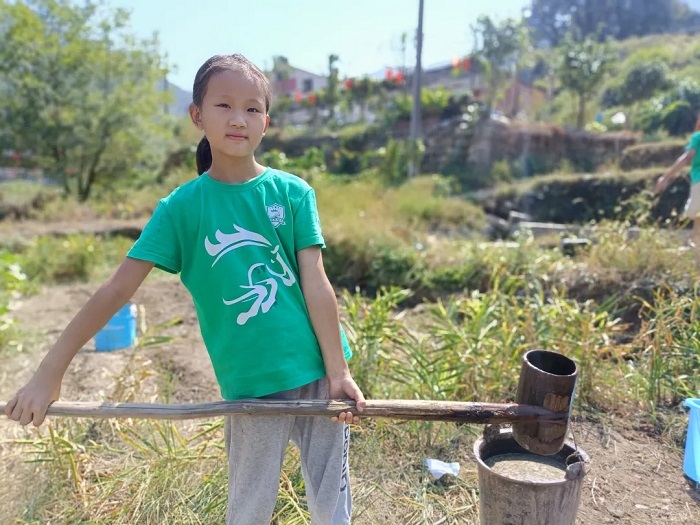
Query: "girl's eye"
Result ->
[[217, 103, 230, 109], [248, 108, 261, 113]]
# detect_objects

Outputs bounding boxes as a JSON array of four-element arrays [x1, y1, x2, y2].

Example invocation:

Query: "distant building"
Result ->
[[496, 79, 549, 118], [421, 62, 487, 94], [268, 59, 327, 99], [420, 60, 550, 118]]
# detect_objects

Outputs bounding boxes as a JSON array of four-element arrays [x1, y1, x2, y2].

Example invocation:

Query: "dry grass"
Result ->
[[316, 176, 485, 247]]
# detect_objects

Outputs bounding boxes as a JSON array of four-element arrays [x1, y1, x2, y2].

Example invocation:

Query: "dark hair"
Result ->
[[193, 54, 272, 175]]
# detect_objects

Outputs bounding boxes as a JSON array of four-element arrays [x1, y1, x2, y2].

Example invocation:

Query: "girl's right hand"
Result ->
[[4, 371, 62, 427]]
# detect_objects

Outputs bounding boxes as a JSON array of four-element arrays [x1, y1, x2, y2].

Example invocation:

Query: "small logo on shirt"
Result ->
[[267, 203, 285, 228]]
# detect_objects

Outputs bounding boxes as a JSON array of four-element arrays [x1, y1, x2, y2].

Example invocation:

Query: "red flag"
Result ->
[[395, 71, 404, 84], [385, 68, 394, 81], [308, 93, 317, 104], [294, 91, 302, 102]]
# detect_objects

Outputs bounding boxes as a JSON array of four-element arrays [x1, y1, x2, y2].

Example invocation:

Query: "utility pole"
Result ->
[[408, 0, 424, 177]]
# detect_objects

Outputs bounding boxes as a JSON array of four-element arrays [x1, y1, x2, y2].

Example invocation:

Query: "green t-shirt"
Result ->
[[685, 131, 700, 185], [127, 168, 352, 399]]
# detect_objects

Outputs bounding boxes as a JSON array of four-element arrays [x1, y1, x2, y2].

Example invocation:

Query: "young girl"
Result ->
[[4, 54, 365, 524], [655, 116, 700, 252]]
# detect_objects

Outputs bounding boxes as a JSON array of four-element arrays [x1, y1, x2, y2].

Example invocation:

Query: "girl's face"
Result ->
[[190, 70, 270, 161]]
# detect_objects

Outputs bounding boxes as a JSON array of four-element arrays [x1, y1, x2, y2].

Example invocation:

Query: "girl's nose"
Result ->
[[228, 114, 246, 127]]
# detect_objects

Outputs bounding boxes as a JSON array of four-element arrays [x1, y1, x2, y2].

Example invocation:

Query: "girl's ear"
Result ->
[[189, 103, 203, 130], [262, 114, 270, 135]]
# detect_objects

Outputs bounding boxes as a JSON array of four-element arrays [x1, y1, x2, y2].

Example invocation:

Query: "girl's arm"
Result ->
[[297, 246, 365, 424], [655, 149, 695, 193], [4, 257, 154, 427]]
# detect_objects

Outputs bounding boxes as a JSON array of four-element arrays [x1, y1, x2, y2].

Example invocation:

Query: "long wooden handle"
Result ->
[[0, 399, 568, 423]]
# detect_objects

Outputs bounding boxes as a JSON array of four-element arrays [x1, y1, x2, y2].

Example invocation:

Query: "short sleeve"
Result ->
[[294, 189, 325, 251], [127, 200, 181, 274], [686, 132, 700, 152]]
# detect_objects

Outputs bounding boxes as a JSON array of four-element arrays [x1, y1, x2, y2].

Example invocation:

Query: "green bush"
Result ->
[[0, 252, 32, 353], [660, 100, 696, 136], [259, 147, 327, 178], [331, 148, 365, 175], [392, 88, 452, 120], [636, 78, 700, 134], [489, 160, 516, 184], [373, 139, 425, 186], [20, 235, 132, 283], [324, 236, 421, 291], [367, 243, 420, 289]]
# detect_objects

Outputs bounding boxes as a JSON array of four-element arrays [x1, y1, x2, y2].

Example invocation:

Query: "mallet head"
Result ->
[[512, 349, 578, 456]]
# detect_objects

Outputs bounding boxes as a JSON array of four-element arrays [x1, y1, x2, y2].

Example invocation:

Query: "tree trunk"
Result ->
[[577, 93, 586, 129], [79, 126, 110, 202], [53, 146, 70, 195]]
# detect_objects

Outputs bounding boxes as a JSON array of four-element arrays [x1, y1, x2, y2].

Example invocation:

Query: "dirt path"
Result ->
[[1, 278, 698, 523]]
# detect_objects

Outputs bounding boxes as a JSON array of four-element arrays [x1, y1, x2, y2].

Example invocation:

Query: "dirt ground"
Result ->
[[1, 276, 698, 524]]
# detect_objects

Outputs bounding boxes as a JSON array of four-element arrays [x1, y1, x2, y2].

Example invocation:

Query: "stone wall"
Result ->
[[261, 118, 641, 176], [423, 119, 640, 175]]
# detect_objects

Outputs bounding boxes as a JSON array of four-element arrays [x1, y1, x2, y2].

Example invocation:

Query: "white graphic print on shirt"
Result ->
[[205, 224, 295, 325]]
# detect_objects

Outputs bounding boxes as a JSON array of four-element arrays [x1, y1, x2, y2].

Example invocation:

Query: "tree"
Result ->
[[619, 62, 670, 106], [324, 54, 340, 123], [0, 0, 172, 201], [660, 100, 696, 136], [637, 78, 700, 135], [270, 55, 292, 95], [271, 94, 291, 129], [528, 0, 693, 46], [557, 34, 612, 128], [344, 78, 375, 122], [471, 15, 529, 111]]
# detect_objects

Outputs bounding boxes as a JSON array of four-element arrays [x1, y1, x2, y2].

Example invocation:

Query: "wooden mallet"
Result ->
[[2, 349, 577, 456]]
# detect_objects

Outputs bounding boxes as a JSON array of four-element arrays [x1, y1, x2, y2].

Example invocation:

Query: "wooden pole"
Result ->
[[408, 0, 424, 177], [0, 399, 568, 423]]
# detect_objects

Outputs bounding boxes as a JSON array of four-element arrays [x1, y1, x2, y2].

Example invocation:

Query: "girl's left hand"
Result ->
[[654, 174, 671, 194], [328, 374, 366, 425]]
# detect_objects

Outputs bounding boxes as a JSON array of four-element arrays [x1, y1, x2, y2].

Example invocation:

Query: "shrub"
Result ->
[[660, 100, 696, 136], [20, 235, 132, 283], [331, 148, 365, 175]]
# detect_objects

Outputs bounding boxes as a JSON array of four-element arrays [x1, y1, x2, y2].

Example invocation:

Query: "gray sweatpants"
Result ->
[[224, 377, 351, 525]]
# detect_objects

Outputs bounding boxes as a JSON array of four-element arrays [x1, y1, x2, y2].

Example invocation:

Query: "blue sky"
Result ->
[[110, 0, 529, 90]]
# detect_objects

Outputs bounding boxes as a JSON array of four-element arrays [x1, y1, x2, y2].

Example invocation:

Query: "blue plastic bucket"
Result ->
[[684, 398, 700, 483], [94, 303, 137, 351]]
